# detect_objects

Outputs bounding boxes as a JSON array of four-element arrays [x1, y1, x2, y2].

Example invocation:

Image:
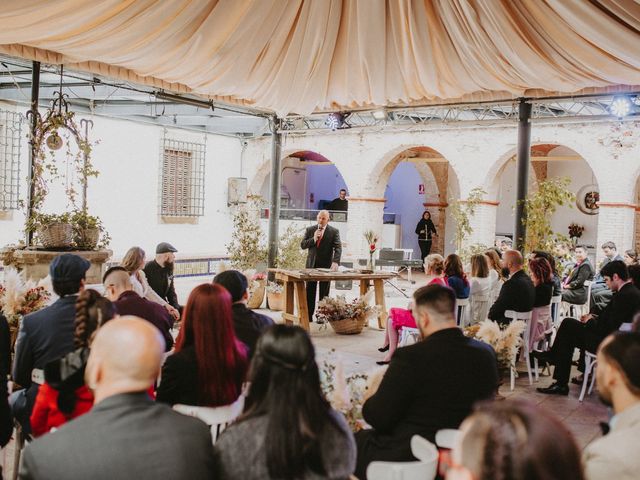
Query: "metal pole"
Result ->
[[26, 61, 41, 247], [514, 98, 532, 251], [267, 117, 282, 278]]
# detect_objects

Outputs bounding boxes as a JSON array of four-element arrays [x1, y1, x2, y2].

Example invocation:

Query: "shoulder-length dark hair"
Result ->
[[458, 399, 584, 480], [528, 257, 552, 285], [422, 210, 431, 220], [174, 283, 248, 406], [241, 325, 339, 480], [445, 254, 465, 279]]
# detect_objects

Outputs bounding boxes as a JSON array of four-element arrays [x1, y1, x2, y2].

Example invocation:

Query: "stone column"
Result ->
[[344, 198, 386, 259]]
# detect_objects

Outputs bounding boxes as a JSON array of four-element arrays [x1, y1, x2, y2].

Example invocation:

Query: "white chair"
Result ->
[[434, 429, 460, 450], [469, 294, 490, 326], [173, 394, 245, 443], [455, 298, 470, 327], [367, 435, 438, 480], [568, 280, 593, 318], [504, 310, 534, 390], [550, 295, 562, 329], [399, 327, 421, 347]]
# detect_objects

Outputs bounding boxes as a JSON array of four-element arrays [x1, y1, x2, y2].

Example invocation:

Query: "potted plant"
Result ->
[[27, 212, 73, 249], [266, 281, 284, 311], [247, 272, 266, 309], [70, 209, 111, 250], [315, 292, 378, 335], [226, 197, 268, 271]]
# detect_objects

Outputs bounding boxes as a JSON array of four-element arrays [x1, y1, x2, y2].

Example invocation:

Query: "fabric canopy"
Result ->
[[0, 0, 639, 116]]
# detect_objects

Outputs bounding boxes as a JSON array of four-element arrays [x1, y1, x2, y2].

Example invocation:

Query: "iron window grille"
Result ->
[[159, 137, 206, 217], [0, 109, 23, 210]]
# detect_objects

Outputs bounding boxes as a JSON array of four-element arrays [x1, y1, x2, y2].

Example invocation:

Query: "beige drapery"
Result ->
[[0, 0, 638, 115]]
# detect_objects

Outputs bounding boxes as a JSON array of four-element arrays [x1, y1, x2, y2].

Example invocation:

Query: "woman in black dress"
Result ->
[[415, 210, 437, 261]]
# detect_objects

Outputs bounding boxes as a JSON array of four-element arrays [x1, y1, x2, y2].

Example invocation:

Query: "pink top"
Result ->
[[429, 277, 448, 287]]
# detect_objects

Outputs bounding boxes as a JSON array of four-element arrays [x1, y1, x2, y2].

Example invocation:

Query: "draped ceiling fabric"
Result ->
[[0, 0, 639, 116]]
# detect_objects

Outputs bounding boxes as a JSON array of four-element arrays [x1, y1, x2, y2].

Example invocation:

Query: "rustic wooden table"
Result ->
[[270, 269, 396, 332]]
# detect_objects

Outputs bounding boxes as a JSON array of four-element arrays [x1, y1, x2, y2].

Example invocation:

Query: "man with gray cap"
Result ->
[[143, 242, 182, 314], [11, 253, 90, 432], [213, 270, 274, 357]]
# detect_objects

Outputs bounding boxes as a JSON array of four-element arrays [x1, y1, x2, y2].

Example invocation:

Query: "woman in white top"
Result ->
[[121, 246, 180, 320], [469, 254, 492, 325], [484, 249, 505, 303]]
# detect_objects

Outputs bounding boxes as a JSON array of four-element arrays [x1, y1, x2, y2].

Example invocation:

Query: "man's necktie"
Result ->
[[316, 232, 323, 248]]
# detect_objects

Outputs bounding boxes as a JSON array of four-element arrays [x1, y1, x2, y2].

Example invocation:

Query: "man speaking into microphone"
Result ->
[[301, 210, 342, 321]]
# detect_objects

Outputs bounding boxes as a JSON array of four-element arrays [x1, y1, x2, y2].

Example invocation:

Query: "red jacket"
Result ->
[[30, 383, 94, 437]]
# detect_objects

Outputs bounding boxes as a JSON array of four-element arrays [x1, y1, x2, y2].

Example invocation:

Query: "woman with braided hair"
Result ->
[[444, 399, 584, 480], [30, 289, 116, 436]]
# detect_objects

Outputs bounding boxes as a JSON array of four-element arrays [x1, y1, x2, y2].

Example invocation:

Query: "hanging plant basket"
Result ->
[[328, 314, 368, 335], [37, 222, 73, 249], [74, 227, 100, 250]]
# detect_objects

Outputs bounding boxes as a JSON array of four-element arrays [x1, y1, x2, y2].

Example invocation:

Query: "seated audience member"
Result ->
[[103, 267, 174, 351], [121, 246, 179, 320], [484, 249, 504, 302], [444, 254, 470, 299], [561, 245, 594, 305], [499, 238, 512, 254], [528, 257, 554, 350], [447, 399, 584, 480], [535, 261, 640, 395], [156, 283, 248, 407], [624, 249, 638, 266], [213, 269, 274, 357], [488, 250, 535, 325], [11, 254, 90, 432], [532, 250, 562, 296], [469, 254, 492, 325], [20, 317, 216, 480], [355, 285, 498, 479], [630, 264, 640, 290], [377, 254, 446, 364], [0, 314, 11, 450], [215, 325, 356, 479], [143, 242, 183, 314], [30, 290, 116, 437], [591, 242, 625, 312], [555, 241, 575, 278], [583, 333, 640, 480]]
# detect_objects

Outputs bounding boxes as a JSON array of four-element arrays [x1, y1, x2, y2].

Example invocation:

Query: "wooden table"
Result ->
[[271, 269, 396, 332]]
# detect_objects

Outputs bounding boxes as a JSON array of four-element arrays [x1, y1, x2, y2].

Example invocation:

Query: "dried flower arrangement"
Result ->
[[464, 319, 526, 372], [316, 291, 377, 324]]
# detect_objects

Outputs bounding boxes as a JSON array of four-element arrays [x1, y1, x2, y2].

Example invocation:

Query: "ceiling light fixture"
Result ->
[[155, 91, 214, 110], [609, 95, 632, 118]]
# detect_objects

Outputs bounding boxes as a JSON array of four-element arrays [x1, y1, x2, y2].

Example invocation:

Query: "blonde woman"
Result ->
[[377, 254, 445, 364], [469, 254, 492, 324], [121, 247, 180, 320], [484, 249, 504, 303]]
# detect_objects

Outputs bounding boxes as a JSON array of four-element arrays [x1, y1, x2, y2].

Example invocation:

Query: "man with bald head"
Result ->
[[488, 249, 535, 325], [103, 266, 174, 350], [19, 317, 215, 480], [301, 209, 342, 321]]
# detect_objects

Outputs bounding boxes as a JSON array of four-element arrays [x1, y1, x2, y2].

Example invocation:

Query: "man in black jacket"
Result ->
[[213, 269, 274, 357], [488, 250, 535, 325], [536, 260, 640, 395], [143, 242, 182, 316], [354, 285, 497, 479], [301, 210, 342, 320]]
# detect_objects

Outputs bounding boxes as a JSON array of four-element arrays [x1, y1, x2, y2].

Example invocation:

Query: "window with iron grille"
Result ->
[[159, 137, 205, 217], [0, 109, 23, 211]]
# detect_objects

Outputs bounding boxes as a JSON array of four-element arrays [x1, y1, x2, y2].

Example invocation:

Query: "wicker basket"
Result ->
[[74, 227, 100, 250], [37, 222, 73, 249], [247, 281, 265, 309], [267, 291, 283, 311], [329, 314, 367, 335]]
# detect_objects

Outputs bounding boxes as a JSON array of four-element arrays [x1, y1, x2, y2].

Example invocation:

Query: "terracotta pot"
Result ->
[[247, 281, 265, 309], [267, 291, 283, 311]]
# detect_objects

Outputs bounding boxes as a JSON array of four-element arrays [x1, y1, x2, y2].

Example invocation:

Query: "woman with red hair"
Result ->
[[157, 283, 248, 406]]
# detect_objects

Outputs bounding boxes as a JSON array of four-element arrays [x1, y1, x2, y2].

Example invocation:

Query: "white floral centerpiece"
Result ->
[[464, 319, 526, 374], [316, 291, 378, 335]]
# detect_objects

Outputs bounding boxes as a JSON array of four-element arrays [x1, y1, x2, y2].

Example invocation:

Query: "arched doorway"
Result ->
[[492, 144, 599, 250], [374, 146, 460, 259]]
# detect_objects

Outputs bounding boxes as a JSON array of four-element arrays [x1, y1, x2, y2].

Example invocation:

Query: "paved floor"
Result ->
[[1, 271, 607, 476]]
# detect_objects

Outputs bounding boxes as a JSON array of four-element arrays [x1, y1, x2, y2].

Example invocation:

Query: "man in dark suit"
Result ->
[[591, 241, 624, 312], [354, 285, 498, 479], [301, 210, 342, 320], [11, 254, 90, 432], [103, 267, 174, 351], [143, 242, 182, 316], [488, 250, 535, 325], [20, 316, 215, 480], [536, 260, 640, 395], [561, 244, 594, 305], [213, 269, 274, 357]]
